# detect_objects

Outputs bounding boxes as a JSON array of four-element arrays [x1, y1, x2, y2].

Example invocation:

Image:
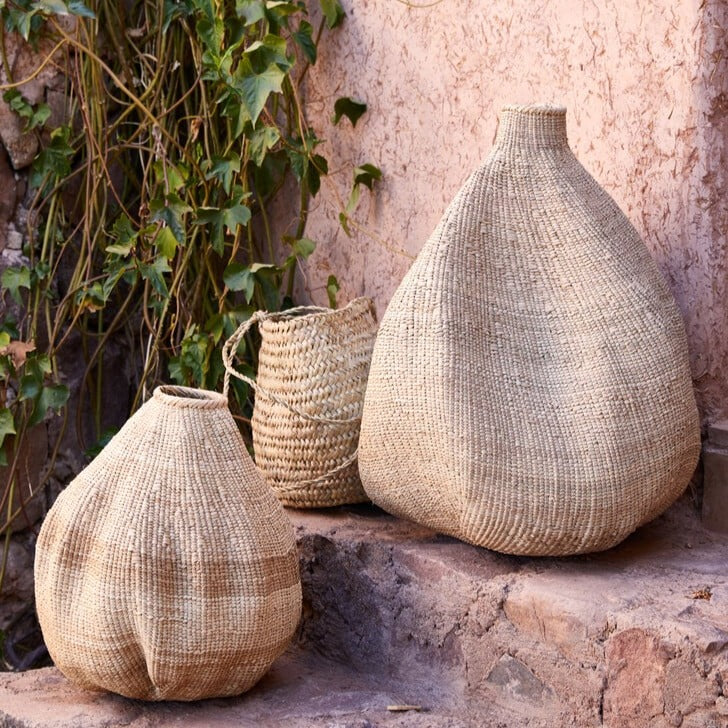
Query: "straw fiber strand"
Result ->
[[359, 104, 700, 556], [35, 385, 301, 701], [224, 298, 377, 508]]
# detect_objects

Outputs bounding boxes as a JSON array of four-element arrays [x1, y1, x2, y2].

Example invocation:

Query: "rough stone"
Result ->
[[486, 655, 552, 703], [0, 425, 49, 534], [708, 420, 728, 449], [0, 653, 514, 728], [603, 629, 671, 728], [703, 446, 728, 533], [4, 225, 23, 251], [0, 147, 18, 241], [0, 530, 36, 631], [0, 31, 63, 170], [663, 658, 720, 717], [2, 497, 728, 727]]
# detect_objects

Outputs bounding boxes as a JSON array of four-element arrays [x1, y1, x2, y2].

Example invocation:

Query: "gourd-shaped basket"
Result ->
[[35, 385, 301, 701], [359, 104, 701, 556], [223, 297, 377, 508]]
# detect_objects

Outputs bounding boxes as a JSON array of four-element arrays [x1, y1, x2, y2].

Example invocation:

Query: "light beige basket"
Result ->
[[223, 297, 377, 508], [359, 104, 701, 556], [35, 385, 301, 701]]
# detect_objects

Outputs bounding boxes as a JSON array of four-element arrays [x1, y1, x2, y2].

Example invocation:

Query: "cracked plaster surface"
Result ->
[[298, 0, 728, 426]]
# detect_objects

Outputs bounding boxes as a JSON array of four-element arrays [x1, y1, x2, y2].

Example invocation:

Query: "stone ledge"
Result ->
[[1, 497, 727, 727]]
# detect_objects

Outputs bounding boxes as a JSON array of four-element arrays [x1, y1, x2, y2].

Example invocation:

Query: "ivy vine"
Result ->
[[0, 0, 379, 552]]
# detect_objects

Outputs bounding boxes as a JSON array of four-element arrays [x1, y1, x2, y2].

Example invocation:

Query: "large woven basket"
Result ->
[[223, 297, 377, 508], [35, 385, 301, 701], [359, 104, 700, 556]]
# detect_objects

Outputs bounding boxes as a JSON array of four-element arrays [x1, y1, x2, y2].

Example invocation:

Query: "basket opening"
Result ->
[[153, 385, 227, 407], [158, 386, 213, 400]]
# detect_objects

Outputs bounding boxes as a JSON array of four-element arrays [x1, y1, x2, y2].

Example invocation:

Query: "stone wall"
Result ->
[[298, 0, 728, 429]]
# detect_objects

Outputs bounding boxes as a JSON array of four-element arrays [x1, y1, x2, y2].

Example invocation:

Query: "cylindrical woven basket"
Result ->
[[35, 385, 301, 701], [359, 104, 701, 556], [223, 297, 377, 508]]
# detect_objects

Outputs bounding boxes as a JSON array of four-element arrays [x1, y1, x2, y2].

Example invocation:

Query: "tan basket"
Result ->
[[359, 104, 701, 556], [35, 385, 301, 701], [223, 297, 377, 508]]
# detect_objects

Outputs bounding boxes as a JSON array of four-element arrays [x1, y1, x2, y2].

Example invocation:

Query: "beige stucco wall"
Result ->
[[297, 0, 728, 428]]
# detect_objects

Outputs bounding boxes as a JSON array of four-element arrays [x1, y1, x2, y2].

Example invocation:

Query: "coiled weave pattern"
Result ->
[[359, 104, 700, 556], [35, 385, 301, 701], [223, 298, 377, 508]]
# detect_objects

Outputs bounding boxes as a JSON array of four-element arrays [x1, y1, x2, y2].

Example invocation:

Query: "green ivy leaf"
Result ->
[[308, 153, 328, 196], [25, 353, 52, 380], [149, 194, 192, 244], [223, 262, 255, 302], [1, 266, 31, 305], [248, 125, 280, 167], [333, 97, 367, 127], [292, 237, 316, 259], [27, 384, 69, 428], [0, 409, 16, 439], [195, 198, 251, 255], [138, 256, 171, 297], [319, 0, 344, 28], [201, 153, 241, 195], [252, 264, 283, 311], [196, 7, 224, 56], [222, 202, 251, 232], [326, 274, 339, 308], [67, 1, 95, 17], [169, 327, 210, 387], [338, 211, 351, 237], [32, 0, 69, 15], [235, 0, 265, 26], [108, 213, 138, 256], [156, 226, 178, 259], [29, 126, 73, 189], [354, 163, 382, 189], [293, 20, 316, 64], [31, 261, 50, 284], [152, 160, 188, 192], [18, 373, 42, 401], [235, 59, 286, 126], [0, 408, 15, 465], [74, 282, 106, 312], [344, 163, 382, 218], [4, 7, 40, 40], [163, 0, 195, 31], [0, 332, 10, 348], [3, 89, 50, 131], [245, 34, 290, 70]]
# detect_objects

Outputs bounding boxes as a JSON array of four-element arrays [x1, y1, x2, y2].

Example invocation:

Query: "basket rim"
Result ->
[[500, 103, 566, 115], [258, 296, 374, 332], [153, 385, 228, 408]]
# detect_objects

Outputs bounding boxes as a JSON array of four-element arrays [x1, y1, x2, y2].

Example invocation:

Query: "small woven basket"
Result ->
[[223, 297, 377, 508]]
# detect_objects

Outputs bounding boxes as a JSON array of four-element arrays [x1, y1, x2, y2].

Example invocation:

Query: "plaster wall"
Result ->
[[297, 0, 728, 427]]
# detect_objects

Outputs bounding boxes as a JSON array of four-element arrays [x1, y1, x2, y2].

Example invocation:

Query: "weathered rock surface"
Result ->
[[1, 497, 727, 726]]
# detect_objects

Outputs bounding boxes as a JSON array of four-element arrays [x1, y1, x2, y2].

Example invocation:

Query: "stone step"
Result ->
[[293, 499, 728, 728], [2, 497, 728, 727]]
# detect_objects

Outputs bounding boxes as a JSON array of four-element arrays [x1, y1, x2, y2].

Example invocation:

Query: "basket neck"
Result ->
[[494, 105, 569, 152]]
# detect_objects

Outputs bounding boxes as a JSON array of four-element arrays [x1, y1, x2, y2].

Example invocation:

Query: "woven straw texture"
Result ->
[[223, 298, 377, 508], [35, 385, 301, 701], [359, 104, 700, 556]]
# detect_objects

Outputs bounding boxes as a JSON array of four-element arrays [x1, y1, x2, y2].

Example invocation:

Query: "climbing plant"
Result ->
[[0, 0, 379, 556]]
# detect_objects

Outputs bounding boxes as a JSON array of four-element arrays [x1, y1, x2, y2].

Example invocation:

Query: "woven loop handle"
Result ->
[[222, 306, 362, 426], [272, 448, 359, 495]]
